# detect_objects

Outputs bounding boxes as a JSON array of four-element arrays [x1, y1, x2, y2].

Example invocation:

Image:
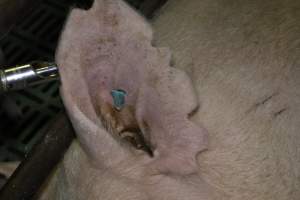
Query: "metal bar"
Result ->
[[0, 113, 75, 200]]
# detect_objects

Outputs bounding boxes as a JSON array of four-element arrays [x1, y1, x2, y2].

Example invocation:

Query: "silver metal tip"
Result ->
[[0, 61, 59, 92]]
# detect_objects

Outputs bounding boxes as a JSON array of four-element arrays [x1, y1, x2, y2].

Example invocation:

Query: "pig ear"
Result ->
[[134, 47, 208, 175], [57, 0, 208, 175], [57, 1, 148, 167]]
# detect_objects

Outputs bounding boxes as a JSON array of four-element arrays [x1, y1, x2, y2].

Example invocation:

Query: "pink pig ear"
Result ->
[[134, 48, 208, 175], [57, 0, 208, 175]]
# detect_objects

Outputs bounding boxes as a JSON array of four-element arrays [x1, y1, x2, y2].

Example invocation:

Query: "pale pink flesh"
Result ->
[[57, 0, 208, 176]]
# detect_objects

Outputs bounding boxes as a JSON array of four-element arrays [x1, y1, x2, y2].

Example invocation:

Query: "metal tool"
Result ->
[[0, 61, 59, 93], [0, 114, 75, 200]]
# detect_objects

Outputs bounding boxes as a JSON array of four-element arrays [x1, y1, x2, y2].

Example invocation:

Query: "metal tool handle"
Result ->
[[0, 61, 59, 92]]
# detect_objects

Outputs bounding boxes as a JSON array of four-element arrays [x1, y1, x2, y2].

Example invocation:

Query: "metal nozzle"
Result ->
[[0, 61, 59, 92]]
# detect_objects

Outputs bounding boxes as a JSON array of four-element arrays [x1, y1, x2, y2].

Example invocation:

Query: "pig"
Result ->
[[38, 0, 300, 200]]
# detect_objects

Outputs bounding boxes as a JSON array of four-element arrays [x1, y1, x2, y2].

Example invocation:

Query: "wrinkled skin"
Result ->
[[38, 0, 300, 200]]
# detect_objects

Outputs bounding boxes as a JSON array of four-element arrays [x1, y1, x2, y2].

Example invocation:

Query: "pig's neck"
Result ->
[[39, 141, 225, 200], [153, 0, 300, 199]]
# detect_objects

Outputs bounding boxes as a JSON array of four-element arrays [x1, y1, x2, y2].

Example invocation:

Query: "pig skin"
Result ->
[[57, 0, 208, 176], [38, 0, 300, 199], [153, 0, 300, 199], [39, 0, 216, 200]]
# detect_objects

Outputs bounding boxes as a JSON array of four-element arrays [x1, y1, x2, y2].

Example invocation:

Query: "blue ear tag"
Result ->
[[111, 89, 127, 111]]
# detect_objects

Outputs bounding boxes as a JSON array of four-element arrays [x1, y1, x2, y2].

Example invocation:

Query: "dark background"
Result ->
[[0, 0, 167, 161]]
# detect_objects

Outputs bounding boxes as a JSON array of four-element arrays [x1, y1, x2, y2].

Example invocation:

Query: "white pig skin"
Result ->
[[153, 0, 300, 199], [57, 0, 208, 176], [40, 0, 215, 200], [38, 0, 300, 200]]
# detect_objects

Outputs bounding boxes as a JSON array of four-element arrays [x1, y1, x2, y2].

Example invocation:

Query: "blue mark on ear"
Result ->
[[111, 89, 127, 110]]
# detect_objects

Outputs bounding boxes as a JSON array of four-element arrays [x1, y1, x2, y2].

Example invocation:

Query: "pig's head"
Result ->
[[57, 0, 208, 177]]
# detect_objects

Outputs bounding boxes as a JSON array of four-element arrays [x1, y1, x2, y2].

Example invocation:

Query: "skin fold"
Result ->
[[38, 0, 300, 199]]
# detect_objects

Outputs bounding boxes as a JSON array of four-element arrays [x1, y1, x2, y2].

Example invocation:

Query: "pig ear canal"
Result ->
[[95, 96, 154, 157], [118, 117, 154, 157]]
